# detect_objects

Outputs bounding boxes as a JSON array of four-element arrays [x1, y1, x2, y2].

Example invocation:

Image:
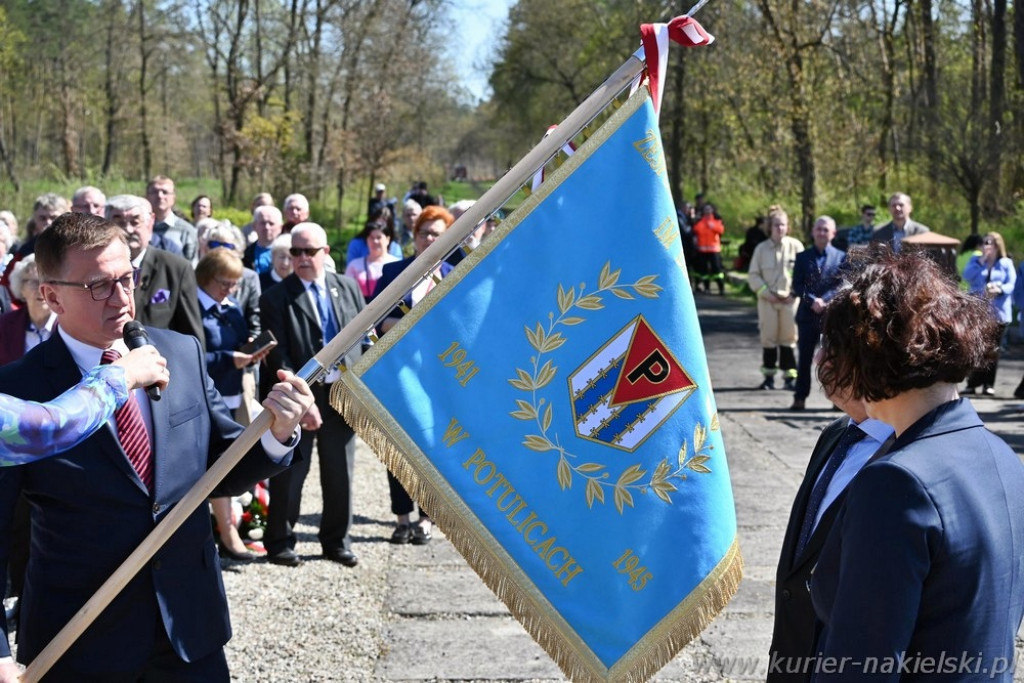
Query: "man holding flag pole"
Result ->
[[0, 213, 314, 682], [7, 7, 734, 682]]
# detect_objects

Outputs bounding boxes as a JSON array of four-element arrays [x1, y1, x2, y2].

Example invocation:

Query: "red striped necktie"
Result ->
[[100, 349, 154, 491]]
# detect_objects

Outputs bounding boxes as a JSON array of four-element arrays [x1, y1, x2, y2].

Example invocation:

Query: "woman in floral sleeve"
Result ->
[[0, 346, 168, 466]]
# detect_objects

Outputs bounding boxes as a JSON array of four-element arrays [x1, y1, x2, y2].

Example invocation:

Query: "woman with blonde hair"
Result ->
[[747, 206, 804, 389], [961, 231, 1015, 396]]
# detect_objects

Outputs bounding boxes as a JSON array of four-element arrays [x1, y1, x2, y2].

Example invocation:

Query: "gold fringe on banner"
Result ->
[[331, 374, 743, 683]]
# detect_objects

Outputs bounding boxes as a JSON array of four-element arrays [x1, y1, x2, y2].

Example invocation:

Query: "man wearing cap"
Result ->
[[367, 183, 396, 231]]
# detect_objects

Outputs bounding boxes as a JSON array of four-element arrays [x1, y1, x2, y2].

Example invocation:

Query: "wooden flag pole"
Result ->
[[19, 53, 646, 682]]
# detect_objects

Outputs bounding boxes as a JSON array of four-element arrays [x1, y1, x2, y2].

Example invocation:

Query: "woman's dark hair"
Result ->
[[357, 220, 393, 243], [818, 244, 997, 401]]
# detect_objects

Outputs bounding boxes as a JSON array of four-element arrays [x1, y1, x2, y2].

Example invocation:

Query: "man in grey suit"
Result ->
[[259, 222, 365, 568], [147, 175, 199, 265], [107, 195, 204, 346], [870, 192, 930, 252]]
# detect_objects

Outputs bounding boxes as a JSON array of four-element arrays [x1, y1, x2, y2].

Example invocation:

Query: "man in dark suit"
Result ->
[[768, 384, 893, 682], [259, 222, 365, 568], [106, 194, 205, 347], [789, 216, 845, 411], [0, 212, 313, 681], [870, 192, 929, 252]]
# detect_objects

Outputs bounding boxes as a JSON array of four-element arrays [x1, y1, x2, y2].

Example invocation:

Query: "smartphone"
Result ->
[[239, 330, 277, 356]]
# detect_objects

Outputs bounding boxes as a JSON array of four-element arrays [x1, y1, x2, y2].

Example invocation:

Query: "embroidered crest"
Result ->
[[569, 316, 695, 452]]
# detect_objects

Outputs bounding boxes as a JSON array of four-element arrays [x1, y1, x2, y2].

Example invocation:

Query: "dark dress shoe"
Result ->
[[961, 385, 977, 395], [789, 398, 805, 411], [323, 548, 359, 567], [219, 545, 256, 562], [389, 523, 413, 544], [1015, 380, 1024, 400], [267, 549, 301, 567], [411, 524, 432, 546], [758, 377, 775, 390]]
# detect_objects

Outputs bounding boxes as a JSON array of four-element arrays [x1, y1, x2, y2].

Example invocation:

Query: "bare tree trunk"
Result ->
[[989, 0, 1006, 206], [225, 0, 250, 204], [0, 112, 19, 192], [59, 65, 78, 177], [1016, 0, 1024, 88], [102, 2, 119, 176], [284, 0, 300, 112], [970, 0, 987, 104], [333, 0, 386, 229], [874, 0, 903, 193], [56, 2, 79, 178], [920, 0, 939, 152], [138, 1, 152, 180], [787, 53, 816, 236]]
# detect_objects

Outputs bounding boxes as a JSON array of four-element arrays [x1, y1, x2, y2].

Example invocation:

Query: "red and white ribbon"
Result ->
[[637, 15, 715, 116]]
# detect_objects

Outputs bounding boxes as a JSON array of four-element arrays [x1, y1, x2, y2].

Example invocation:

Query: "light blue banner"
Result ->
[[341, 90, 740, 681]]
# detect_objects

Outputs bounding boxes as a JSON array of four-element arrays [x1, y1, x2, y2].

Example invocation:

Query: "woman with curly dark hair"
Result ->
[[809, 245, 1024, 680]]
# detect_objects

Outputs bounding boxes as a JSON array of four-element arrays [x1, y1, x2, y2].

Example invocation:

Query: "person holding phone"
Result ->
[[196, 247, 274, 561]]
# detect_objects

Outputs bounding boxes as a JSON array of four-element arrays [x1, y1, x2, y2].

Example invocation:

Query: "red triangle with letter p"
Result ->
[[610, 317, 694, 407]]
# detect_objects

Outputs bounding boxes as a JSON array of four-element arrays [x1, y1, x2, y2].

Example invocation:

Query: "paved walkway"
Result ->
[[223, 293, 1024, 682]]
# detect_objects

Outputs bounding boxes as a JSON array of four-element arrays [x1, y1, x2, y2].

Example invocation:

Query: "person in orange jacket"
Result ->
[[692, 203, 726, 294]]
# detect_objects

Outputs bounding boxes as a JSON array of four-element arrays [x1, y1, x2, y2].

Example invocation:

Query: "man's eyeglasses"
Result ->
[[48, 269, 140, 301], [289, 247, 325, 257], [208, 240, 236, 251]]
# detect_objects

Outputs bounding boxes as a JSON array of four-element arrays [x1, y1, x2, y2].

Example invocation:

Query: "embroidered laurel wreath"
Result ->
[[509, 262, 718, 514]]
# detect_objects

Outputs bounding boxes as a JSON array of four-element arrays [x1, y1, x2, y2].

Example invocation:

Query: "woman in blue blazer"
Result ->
[[810, 245, 1024, 681], [196, 247, 273, 562], [961, 231, 1016, 396]]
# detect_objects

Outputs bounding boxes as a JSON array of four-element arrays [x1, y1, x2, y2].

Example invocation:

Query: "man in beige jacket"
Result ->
[[747, 206, 804, 390]]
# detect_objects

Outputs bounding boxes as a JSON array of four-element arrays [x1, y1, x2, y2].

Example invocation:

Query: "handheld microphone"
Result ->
[[122, 321, 162, 401]]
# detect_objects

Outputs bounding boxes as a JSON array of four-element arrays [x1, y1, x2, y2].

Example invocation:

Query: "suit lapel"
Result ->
[[787, 430, 896, 576], [148, 345, 171, 496], [135, 253, 155, 310], [325, 273, 349, 328], [782, 420, 846, 573], [286, 274, 320, 331]]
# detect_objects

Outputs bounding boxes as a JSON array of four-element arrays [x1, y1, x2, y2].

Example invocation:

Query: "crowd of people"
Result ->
[[677, 191, 1024, 406], [0, 175, 491, 679], [0, 177, 1021, 679], [677, 191, 1024, 678]]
